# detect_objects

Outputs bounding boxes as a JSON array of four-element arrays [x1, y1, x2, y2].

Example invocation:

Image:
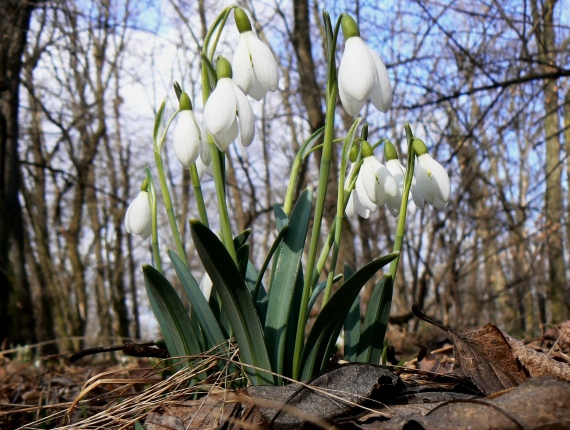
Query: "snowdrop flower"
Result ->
[[346, 142, 398, 218], [232, 8, 279, 101], [204, 56, 255, 151], [345, 164, 371, 219], [338, 15, 392, 116], [412, 138, 450, 209], [196, 155, 213, 179], [125, 187, 152, 240], [173, 92, 207, 168]]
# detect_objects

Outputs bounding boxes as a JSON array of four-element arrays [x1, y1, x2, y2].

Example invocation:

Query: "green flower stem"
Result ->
[[190, 164, 209, 228], [152, 109, 188, 266], [284, 127, 325, 215], [322, 120, 361, 304], [389, 123, 416, 278], [203, 7, 234, 60], [292, 12, 342, 380], [145, 167, 162, 273]]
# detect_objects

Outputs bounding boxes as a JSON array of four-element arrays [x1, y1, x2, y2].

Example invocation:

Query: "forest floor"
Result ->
[[1, 315, 570, 429]]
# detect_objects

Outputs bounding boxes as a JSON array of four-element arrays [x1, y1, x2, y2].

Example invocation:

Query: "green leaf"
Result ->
[[234, 229, 251, 250], [244, 260, 268, 325], [134, 420, 146, 430], [307, 275, 343, 314], [343, 264, 360, 361], [237, 243, 250, 280], [168, 250, 226, 350], [153, 98, 167, 147], [143, 264, 202, 361], [299, 253, 398, 381], [264, 189, 313, 381], [252, 224, 289, 301], [190, 219, 274, 385], [356, 274, 393, 364]]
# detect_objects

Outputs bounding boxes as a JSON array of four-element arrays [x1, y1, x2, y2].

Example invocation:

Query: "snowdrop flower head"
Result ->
[[345, 164, 371, 219], [412, 138, 450, 209], [348, 141, 398, 218], [204, 56, 255, 151], [125, 182, 152, 240], [173, 92, 207, 168], [338, 15, 392, 116], [232, 8, 279, 101]]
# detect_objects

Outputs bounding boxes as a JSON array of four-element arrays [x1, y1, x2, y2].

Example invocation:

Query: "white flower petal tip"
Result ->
[[204, 78, 255, 149], [199, 273, 213, 302], [338, 36, 392, 116], [414, 154, 450, 209], [173, 110, 205, 168], [232, 31, 279, 100], [125, 191, 152, 239]]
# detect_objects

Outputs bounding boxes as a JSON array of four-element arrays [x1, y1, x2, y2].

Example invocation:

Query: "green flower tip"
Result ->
[[361, 140, 373, 158], [140, 177, 149, 192], [341, 15, 360, 39], [179, 91, 192, 111], [384, 141, 398, 161], [234, 8, 252, 33], [216, 56, 233, 79], [412, 138, 428, 156], [349, 144, 359, 162]]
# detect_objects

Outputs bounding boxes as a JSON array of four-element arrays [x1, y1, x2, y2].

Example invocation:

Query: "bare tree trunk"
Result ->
[[0, 0, 42, 347], [531, 0, 569, 321]]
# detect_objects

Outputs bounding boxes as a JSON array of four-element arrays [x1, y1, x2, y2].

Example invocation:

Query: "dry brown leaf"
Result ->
[[543, 321, 570, 353], [415, 347, 453, 375], [412, 305, 570, 395]]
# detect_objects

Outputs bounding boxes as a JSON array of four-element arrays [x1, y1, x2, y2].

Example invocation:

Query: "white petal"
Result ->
[[361, 157, 381, 204], [354, 192, 371, 218], [213, 118, 239, 151], [345, 191, 355, 217], [386, 159, 404, 191], [196, 156, 207, 179], [173, 110, 201, 168], [339, 82, 366, 116], [427, 157, 450, 204], [356, 170, 377, 212], [338, 37, 376, 102], [245, 32, 279, 92], [374, 163, 396, 206], [411, 177, 425, 208], [367, 47, 392, 112], [414, 154, 436, 204], [232, 36, 254, 94], [199, 273, 213, 302], [232, 82, 255, 146], [125, 191, 151, 239], [248, 74, 268, 101], [204, 78, 236, 136]]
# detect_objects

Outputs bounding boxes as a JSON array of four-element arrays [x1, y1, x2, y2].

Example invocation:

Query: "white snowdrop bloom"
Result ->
[[125, 191, 152, 239], [199, 273, 213, 302], [204, 58, 254, 151], [173, 109, 206, 168], [232, 8, 279, 101], [196, 155, 213, 179], [356, 156, 398, 210], [338, 15, 392, 116], [413, 139, 450, 209]]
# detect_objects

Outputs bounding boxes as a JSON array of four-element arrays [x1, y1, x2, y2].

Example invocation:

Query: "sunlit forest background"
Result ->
[[1, 0, 569, 355]]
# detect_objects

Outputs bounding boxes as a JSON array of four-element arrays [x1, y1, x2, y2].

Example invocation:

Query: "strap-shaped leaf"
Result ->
[[190, 219, 274, 385], [307, 274, 343, 314], [168, 250, 226, 350], [244, 260, 268, 325], [299, 253, 398, 381], [357, 274, 393, 364], [143, 264, 202, 360], [234, 229, 251, 249], [264, 188, 313, 380], [343, 264, 360, 361]]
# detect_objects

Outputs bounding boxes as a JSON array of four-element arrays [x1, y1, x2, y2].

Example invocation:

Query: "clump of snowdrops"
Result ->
[[124, 7, 450, 385]]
